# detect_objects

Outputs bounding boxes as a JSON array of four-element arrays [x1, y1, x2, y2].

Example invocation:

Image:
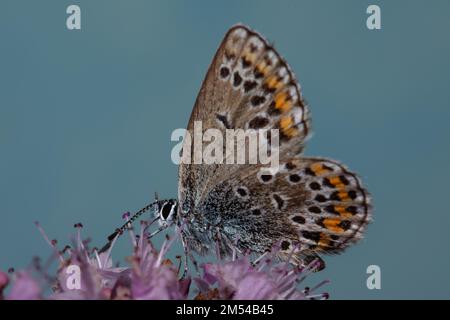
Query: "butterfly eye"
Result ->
[[159, 200, 178, 222], [161, 202, 172, 220]]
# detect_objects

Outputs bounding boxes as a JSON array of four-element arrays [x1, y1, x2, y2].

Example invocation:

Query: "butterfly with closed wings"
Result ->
[[100, 24, 372, 275]]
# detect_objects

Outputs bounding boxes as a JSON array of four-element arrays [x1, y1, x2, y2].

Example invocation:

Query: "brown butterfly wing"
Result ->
[[178, 25, 311, 214]]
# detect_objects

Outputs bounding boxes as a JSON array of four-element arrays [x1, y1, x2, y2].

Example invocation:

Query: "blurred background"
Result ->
[[1, 0, 449, 299]]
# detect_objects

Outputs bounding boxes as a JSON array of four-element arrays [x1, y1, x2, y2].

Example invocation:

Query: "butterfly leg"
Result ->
[[213, 227, 236, 260], [180, 234, 189, 279], [213, 228, 223, 260], [146, 224, 168, 240], [179, 229, 200, 279]]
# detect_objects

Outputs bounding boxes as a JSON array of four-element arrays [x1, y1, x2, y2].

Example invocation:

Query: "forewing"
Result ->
[[178, 25, 311, 213]]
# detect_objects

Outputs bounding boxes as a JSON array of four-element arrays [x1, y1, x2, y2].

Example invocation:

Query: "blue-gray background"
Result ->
[[1, 0, 449, 299]]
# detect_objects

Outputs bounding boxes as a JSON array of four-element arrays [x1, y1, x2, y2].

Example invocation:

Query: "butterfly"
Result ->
[[100, 24, 372, 273]]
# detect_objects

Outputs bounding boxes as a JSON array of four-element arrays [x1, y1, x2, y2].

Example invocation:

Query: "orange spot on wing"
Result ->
[[280, 116, 298, 137], [329, 176, 340, 185], [288, 129, 298, 137], [335, 205, 352, 218], [266, 76, 278, 89], [318, 233, 332, 248], [256, 61, 269, 75], [265, 74, 283, 91], [322, 218, 345, 233], [329, 176, 345, 190], [243, 53, 256, 65], [338, 191, 351, 202], [280, 116, 292, 130], [275, 92, 292, 112], [310, 163, 330, 176]]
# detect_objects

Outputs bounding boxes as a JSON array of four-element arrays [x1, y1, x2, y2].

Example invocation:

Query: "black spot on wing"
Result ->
[[248, 116, 269, 129], [309, 182, 321, 190], [289, 174, 301, 183], [308, 206, 321, 214], [281, 241, 290, 250], [272, 194, 285, 210], [250, 95, 266, 107], [292, 215, 305, 224], [216, 113, 231, 129], [233, 71, 243, 87], [243, 80, 257, 93], [220, 66, 230, 79], [302, 231, 321, 243]]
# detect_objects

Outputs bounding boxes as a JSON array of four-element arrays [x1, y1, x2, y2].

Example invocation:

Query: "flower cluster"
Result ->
[[0, 219, 329, 300], [195, 253, 328, 300]]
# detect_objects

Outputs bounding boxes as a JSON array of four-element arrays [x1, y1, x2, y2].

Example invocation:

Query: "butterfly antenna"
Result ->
[[98, 200, 159, 254]]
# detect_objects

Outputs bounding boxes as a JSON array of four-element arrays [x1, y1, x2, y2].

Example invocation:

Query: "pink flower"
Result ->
[[1, 217, 329, 300], [195, 250, 329, 300], [0, 270, 9, 299], [121, 223, 190, 300], [39, 222, 128, 300], [6, 271, 42, 300]]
